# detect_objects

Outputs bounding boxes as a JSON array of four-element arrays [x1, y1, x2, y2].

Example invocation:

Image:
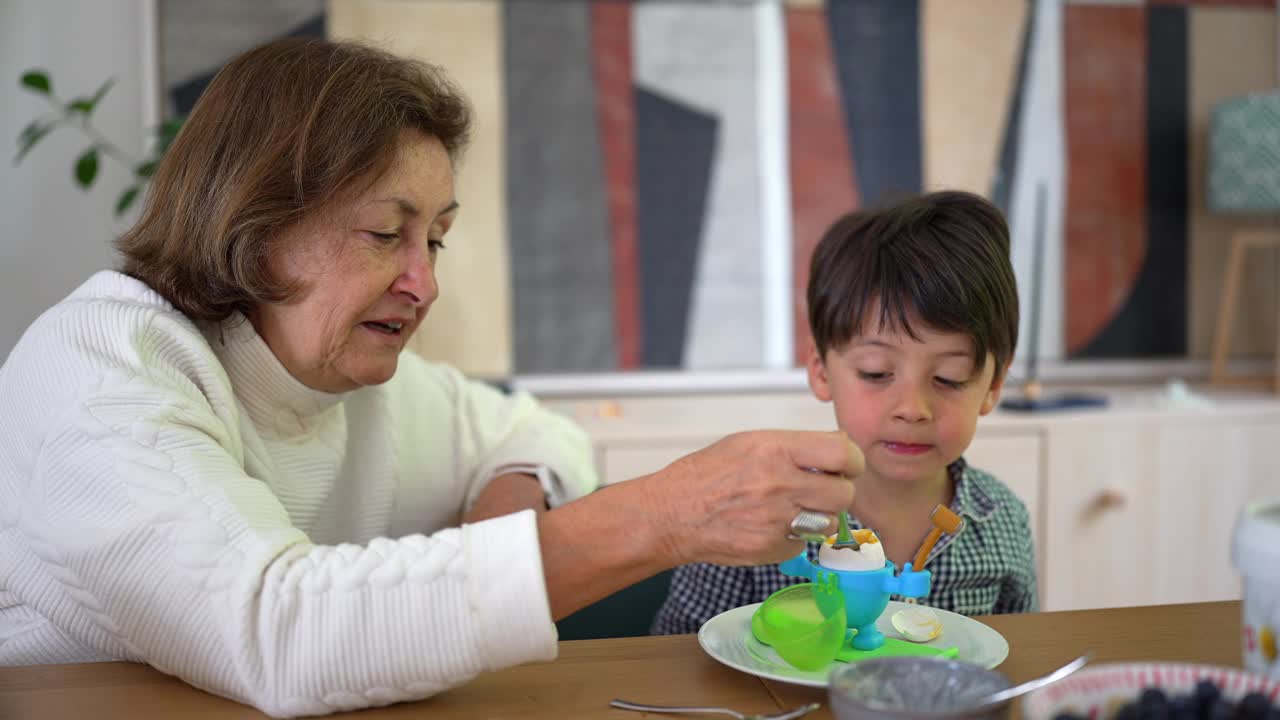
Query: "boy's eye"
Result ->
[[934, 376, 967, 390], [857, 371, 890, 383]]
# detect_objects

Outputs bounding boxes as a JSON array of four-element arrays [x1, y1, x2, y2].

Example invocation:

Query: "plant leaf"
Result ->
[[74, 147, 99, 188], [115, 185, 140, 216], [91, 78, 114, 105], [21, 70, 51, 95], [15, 120, 56, 164], [69, 78, 115, 116], [156, 116, 185, 154], [135, 160, 157, 178]]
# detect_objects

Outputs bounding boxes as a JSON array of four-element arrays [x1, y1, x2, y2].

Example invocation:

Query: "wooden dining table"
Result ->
[[0, 601, 1242, 720]]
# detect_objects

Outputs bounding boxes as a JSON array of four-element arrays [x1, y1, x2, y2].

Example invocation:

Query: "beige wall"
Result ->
[[328, 0, 514, 377], [1189, 8, 1279, 359], [922, 0, 1027, 196]]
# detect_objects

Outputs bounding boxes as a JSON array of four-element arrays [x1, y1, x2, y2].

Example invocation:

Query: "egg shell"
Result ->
[[817, 532, 886, 572], [891, 606, 944, 642]]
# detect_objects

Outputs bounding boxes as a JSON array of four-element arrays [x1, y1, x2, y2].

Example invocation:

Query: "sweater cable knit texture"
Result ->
[[0, 271, 598, 717]]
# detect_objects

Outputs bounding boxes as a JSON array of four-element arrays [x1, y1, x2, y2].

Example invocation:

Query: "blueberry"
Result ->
[[1169, 695, 1197, 720], [1137, 691, 1170, 720], [1207, 698, 1234, 720], [1194, 681, 1223, 718], [1237, 693, 1271, 720], [1052, 714, 1085, 720], [1117, 702, 1140, 720], [1195, 680, 1223, 707]]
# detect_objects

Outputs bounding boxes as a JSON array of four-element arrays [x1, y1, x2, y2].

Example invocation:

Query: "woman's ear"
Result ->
[[806, 340, 833, 402], [980, 359, 1010, 415]]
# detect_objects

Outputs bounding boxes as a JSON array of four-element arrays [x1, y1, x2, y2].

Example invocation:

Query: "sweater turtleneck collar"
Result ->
[[208, 313, 349, 436]]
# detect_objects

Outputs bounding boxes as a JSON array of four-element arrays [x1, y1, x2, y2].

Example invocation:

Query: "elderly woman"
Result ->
[[0, 38, 860, 718]]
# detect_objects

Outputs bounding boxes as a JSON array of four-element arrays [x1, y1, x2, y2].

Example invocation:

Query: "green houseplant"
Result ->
[[15, 69, 184, 216]]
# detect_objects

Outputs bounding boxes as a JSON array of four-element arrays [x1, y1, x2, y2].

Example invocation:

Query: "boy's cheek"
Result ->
[[938, 416, 982, 453], [833, 407, 880, 449]]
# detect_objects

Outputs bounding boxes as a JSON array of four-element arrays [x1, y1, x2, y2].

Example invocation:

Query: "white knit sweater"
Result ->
[[0, 271, 598, 717]]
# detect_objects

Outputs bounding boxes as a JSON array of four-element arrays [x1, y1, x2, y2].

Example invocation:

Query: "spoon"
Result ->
[[610, 699, 820, 720], [832, 511, 859, 549], [966, 653, 1092, 709]]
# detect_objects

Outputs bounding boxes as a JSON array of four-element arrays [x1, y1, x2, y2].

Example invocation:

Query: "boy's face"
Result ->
[[806, 314, 1005, 486]]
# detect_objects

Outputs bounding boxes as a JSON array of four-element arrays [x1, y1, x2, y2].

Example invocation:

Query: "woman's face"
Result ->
[[251, 131, 457, 393]]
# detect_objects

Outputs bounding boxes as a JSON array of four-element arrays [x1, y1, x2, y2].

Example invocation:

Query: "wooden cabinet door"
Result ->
[[1149, 419, 1280, 606], [1043, 419, 1280, 612]]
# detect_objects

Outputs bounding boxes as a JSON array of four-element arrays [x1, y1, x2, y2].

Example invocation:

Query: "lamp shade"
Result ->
[[1208, 92, 1280, 213]]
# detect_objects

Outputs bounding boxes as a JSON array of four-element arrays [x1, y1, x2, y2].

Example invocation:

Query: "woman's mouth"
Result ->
[[362, 320, 405, 336]]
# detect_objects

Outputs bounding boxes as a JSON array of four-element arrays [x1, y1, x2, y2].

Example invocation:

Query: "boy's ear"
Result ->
[[806, 340, 834, 402], [980, 361, 1010, 415]]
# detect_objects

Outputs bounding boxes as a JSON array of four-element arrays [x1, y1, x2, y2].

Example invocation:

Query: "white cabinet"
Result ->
[[1042, 418, 1280, 611], [547, 393, 839, 487], [601, 440, 711, 486]]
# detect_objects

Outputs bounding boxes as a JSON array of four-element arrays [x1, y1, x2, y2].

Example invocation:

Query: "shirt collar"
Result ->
[[949, 457, 1000, 523]]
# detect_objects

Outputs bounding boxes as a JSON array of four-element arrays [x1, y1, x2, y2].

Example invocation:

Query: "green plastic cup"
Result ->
[[751, 581, 847, 671]]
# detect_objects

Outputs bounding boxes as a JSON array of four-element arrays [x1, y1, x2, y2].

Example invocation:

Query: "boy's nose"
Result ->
[[892, 385, 932, 423]]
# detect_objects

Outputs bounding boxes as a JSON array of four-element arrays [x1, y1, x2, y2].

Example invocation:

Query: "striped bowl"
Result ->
[[1021, 662, 1280, 720]]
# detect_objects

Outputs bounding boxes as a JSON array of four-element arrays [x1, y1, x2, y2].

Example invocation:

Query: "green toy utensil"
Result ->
[[832, 511, 859, 550]]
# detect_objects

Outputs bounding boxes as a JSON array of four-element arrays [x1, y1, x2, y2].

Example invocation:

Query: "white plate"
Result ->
[[697, 600, 1010, 688]]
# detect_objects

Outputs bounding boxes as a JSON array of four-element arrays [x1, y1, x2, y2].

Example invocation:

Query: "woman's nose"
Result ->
[[392, 246, 438, 307]]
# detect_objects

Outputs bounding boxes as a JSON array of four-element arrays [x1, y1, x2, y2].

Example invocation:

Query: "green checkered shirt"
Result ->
[[650, 458, 1039, 635]]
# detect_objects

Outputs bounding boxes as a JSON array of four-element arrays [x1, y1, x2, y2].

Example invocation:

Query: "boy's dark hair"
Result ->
[[806, 190, 1018, 381]]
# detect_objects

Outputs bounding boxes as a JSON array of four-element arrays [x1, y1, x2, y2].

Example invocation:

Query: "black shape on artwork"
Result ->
[[634, 87, 718, 368], [169, 14, 326, 116], [827, 0, 922, 206]]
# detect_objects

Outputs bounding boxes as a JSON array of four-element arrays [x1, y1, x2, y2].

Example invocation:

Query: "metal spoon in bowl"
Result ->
[[966, 653, 1092, 710]]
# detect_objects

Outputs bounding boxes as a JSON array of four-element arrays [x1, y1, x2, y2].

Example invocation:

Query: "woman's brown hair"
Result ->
[[116, 38, 471, 322]]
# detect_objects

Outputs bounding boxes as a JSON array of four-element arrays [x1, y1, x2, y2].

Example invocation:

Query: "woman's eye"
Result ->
[[428, 239, 447, 252], [369, 231, 399, 244], [857, 371, 889, 382]]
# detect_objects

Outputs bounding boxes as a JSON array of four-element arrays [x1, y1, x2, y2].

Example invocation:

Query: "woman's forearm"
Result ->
[[536, 478, 679, 620], [462, 472, 548, 524], [535, 430, 862, 621]]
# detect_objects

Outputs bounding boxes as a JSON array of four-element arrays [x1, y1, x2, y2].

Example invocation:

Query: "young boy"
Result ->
[[651, 191, 1037, 634]]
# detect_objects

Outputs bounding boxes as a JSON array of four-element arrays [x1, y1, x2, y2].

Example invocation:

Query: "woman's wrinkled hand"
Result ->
[[646, 430, 864, 568]]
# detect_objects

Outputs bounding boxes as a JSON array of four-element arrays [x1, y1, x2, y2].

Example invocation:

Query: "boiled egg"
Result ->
[[891, 606, 943, 642], [817, 529, 885, 572]]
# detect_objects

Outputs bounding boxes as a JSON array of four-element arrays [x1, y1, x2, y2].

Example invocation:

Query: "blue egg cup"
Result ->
[[779, 551, 931, 652]]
